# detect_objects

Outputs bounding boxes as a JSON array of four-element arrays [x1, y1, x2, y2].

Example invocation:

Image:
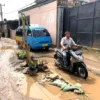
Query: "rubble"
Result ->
[[38, 72, 84, 94], [0, 38, 95, 100], [22, 67, 29, 74], [16, 50, 49, 75]]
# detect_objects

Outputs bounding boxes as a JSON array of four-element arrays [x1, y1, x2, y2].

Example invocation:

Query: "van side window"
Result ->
[[27, 30, 32, 36], [32, 29, 50, 37], [44, 29, 50, 36], [16, 29, 23, 36]]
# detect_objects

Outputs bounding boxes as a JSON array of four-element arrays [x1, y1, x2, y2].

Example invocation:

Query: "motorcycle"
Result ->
[[54, 46, 88, 79]]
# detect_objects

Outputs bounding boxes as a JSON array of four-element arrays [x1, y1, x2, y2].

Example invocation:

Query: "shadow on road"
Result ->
[[68, 73, 96, 85], [55, 67, 96, 85], [31, 48, 54, 54]]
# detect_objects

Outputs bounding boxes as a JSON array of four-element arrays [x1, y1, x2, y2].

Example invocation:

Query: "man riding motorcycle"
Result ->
[[60, 31, 80, 68]]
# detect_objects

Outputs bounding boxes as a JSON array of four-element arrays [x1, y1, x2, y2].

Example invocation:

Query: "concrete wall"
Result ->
[[10, 29, 16, 39], [19, 1, 57, 45]]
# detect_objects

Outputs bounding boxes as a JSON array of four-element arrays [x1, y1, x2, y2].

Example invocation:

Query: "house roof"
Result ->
[[18, 0, 55, 13]]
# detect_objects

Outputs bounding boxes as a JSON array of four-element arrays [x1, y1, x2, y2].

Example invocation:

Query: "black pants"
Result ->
[[62, 51, 71, 67]]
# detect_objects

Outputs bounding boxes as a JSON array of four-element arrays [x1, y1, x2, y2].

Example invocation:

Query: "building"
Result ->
[[0, 20, 18, 39], [19, 0, 57, 45], [18, 0, 95, 46]]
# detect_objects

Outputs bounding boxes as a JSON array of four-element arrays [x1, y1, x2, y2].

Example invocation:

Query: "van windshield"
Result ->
[[32, 29, 50, 37]]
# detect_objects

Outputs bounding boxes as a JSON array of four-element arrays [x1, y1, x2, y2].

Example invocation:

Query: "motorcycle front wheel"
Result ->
[[77, 62, 88, 79]]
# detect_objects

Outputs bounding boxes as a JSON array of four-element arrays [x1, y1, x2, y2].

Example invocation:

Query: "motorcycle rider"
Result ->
[[60, 31, 80, 68]]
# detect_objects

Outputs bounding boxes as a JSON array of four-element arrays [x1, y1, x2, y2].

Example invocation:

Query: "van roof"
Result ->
[[17, 25, 46, 31], [29, 25, 45, 30]]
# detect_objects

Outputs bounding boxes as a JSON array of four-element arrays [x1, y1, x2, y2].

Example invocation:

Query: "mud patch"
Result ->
[[0, 50, 35, 100], [0, 38, 36, 100]]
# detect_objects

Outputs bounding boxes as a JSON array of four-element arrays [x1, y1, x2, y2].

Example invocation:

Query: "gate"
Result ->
[[63, 1, 100, 48]]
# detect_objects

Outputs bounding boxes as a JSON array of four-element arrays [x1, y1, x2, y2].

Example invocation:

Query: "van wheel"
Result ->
[[45, 48, 49, 51]]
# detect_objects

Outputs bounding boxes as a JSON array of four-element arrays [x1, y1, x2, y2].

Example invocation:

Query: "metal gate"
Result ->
[[63, 1, 100, 48]]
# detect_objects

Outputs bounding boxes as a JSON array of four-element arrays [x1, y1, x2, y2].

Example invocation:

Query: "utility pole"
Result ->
[[0, 4, 4, 22], [0, 4, 5, 39]]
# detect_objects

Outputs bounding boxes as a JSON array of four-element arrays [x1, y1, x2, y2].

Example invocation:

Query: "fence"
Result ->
[[63, 1, 100, 48]]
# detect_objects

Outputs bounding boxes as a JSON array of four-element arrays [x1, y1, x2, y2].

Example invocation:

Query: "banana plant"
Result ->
[[17, 50, 26, 59], [20, 13, 31, 64]]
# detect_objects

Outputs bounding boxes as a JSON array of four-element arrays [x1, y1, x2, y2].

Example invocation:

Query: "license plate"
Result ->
[[42, 44, 48, 47]]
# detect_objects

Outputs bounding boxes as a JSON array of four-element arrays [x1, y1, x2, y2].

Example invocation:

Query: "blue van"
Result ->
[[16, 25, 52, 50]]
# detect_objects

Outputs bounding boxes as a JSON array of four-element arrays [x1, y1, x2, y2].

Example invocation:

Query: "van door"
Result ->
[[16, 28, 23, 42]]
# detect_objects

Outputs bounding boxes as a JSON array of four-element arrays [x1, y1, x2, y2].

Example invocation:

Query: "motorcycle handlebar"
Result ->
[[64, 46, 82, 51], [63, 44, 82, 51]]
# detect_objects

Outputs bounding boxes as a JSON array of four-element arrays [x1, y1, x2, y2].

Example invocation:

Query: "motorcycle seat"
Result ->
[[75, 51, 83, 55]]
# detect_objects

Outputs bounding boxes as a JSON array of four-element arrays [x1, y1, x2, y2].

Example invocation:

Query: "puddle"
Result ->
[[23, 59, 82, 100], [25, 74, 61, 100], [23, 57, 100, 100], [24, 73, 81, 100]]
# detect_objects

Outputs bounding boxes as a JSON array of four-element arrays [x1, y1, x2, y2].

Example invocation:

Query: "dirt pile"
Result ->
[[0, 38, 18, 50], [0, 38, 34, 100]]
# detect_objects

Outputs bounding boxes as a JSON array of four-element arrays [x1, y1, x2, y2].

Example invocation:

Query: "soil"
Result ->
[[0, 38, 34, 100], [28, 49, 100, 100], [0, 38, 100, 100]]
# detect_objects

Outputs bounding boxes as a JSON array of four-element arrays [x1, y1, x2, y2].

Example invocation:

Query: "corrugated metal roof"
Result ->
[[18, 0, 55, 13]]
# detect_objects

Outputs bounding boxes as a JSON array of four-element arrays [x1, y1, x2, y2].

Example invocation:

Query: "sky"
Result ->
[[0, 0, 35, 21]]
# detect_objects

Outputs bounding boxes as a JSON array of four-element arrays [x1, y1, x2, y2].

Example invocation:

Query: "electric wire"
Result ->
[[3, 0, 10, 5], [3, 0, 36, 14]]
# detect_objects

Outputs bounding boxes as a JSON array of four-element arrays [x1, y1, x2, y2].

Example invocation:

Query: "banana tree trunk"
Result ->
[[21, 13, 31, 64]]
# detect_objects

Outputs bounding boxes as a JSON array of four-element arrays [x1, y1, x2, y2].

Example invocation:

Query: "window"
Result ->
[[32, 29, 50, 37], [27, 29, 32, 36], [16, 29, 23, 36]]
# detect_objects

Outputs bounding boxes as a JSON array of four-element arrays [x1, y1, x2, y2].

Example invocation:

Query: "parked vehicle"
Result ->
[[16, 25, 52, 50], [54, 46, 88, 79]]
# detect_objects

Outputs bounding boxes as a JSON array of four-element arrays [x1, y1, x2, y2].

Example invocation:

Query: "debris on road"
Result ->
[[38, 72, 84, 94], [38, 72, 93, 100], [0, 38, 97, 100], [15, 53, 49, 76]]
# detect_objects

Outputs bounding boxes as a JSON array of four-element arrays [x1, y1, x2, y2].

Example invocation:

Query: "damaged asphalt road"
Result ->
[[30, 49, 100, 100], [0, 38, 100, 100]]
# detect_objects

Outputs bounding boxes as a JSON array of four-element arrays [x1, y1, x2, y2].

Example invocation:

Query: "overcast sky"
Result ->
[[0, 0, 35, 21]]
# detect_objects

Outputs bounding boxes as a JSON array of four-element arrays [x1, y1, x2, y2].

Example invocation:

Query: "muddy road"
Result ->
[[22, 49, 100, 100], [0, 38, 100, 100]]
